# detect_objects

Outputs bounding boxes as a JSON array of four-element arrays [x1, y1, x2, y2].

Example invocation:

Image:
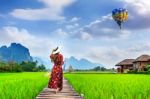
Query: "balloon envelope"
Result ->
[[112, 8, 128, 29]]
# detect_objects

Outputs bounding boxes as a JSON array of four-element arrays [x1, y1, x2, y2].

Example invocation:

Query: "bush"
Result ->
[[127, 70, 150, 74], [127, 70, 137, 74], [146, 64, 150, 71]]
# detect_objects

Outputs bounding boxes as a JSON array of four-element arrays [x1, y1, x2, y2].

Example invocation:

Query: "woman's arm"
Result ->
[[50, 54, 55, 63]]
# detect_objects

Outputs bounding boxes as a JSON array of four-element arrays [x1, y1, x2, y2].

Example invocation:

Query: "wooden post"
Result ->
[[121, 66, 124, 73]]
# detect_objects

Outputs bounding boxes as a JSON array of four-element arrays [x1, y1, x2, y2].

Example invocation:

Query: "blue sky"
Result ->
[[0, 0, 150, 68]]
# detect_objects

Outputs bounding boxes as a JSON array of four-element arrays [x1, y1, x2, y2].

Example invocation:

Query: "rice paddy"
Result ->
[[65, 74, 150, 99], [0, 72, 49, 99], [1, 72, 150, 99]]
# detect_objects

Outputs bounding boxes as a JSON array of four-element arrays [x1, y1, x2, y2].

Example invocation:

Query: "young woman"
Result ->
[[48, 47, 64, 94]]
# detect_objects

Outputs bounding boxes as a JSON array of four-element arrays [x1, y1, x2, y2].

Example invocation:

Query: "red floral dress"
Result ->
[[48, 53, 64, 91]]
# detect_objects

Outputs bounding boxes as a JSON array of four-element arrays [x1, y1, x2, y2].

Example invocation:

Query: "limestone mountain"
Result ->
[[0, 43, 32, 63]]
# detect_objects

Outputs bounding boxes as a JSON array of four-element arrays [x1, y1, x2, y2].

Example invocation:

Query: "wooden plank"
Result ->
[[36, 78, 83, 99], [36, 96, 82, 98], [38, 93, 79, 96], [37, 95, 82, 97], [36, 97, 82, 99]]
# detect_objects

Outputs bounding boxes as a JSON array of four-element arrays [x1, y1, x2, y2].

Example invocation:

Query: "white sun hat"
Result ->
[[53, 46, 60, 54]]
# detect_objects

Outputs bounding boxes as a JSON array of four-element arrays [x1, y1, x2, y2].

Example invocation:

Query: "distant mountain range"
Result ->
[[64, 56, 103, 70], [0, 43, 103, 70], [34, 56, 103, 70], [0, 43, 32, 63]]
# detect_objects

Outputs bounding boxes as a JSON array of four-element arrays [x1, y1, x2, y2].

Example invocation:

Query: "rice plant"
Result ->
[[0, 72, 49, 99], [65, 74, 150, 99]]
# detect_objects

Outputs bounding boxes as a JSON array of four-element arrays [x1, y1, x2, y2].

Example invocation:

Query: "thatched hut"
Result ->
[[133, 54, 150, 71], [116, 59, 135, 73]]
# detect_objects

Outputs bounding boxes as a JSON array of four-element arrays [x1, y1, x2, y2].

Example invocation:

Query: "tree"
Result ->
[[68, 65, 74, 72], [0, 61, 46, 72], [8, 61, 22, 72], [0, 62, 7, 72], [20, 61, 37, 71], [93, 66, 101, 71], [101, 67, 107, 71], [38, 64, 46, 71], [0, 61, 22, 72]]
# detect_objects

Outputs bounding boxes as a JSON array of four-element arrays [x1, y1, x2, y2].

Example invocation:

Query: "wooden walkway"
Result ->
[[36, 79, 83, 99]]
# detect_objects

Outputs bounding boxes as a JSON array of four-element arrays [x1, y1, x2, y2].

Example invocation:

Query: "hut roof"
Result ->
[[134, 54, 150, 62], [115, 59, 134, 66]]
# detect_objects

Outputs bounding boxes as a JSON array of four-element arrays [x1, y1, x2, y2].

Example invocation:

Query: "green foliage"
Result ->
[[127, 70, 150, 74], [38, 64, 46, 71], [101, 67, 107, 71], [21, 61, 37, 71], [74, 66, 114, 72], [0, 72, 49, 99], [128, 64, 150, 74], [127, 70, 138, 74], [65, 74, 150, 99], [92, 66, 101, 71], [91, 66, 108, 71], [0, 62, 22, 72], [0, 61, 46, 72], [146, 64, 150, 72]]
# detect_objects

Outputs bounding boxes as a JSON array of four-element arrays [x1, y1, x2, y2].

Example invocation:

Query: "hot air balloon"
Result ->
[[112, 8, 128, 29]]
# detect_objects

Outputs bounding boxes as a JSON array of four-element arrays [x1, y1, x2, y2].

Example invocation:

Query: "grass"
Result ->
[[0, 72, 49, 99], [65, 73, 150, 99]]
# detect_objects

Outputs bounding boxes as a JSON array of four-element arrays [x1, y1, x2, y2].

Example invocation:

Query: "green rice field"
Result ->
[[65, 74, 150, 99], [0, 72, 49, 99], [1, 72, 150, 99]]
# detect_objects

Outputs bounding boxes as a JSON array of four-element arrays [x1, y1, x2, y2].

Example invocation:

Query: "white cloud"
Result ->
[[80, 31, 92, 40], [122, 0, 150, 29], [70, 17, 80, 22], [66, 25, 74, 30], [128, 43, 150, 53], [10, 0, 76, 21], [11, 8, 64, 21], [65, 23, 79, 30], [0, 26, 57, 59], [54, 28, 68, 38], [39, 0, 75, 8], [86, 42, 150, 68], [86, 47, 128, 68], [124, 0, 150, 14], [72, 14, 132, 40]]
